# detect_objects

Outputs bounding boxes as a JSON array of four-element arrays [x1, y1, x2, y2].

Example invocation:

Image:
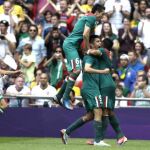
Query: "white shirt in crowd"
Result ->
[[104, 0, 131, 30], [138, 19, 150, 49], [0, 14, 19, 33], [6, 85, 31, 107], [0, 32, 16, 59], [31, 84, 57, 107]]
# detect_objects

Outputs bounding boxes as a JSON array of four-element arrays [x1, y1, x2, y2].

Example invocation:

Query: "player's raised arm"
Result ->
[[83, 25, 91, 50]]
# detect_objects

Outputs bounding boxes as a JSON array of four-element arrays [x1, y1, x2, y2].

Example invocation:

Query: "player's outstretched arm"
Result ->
[[84, 63, 110, 74], [87, 49, 102, 56]]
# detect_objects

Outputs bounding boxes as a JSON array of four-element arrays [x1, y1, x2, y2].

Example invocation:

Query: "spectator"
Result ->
[[17, 24, 47, 67], [133, 0, 148, 21], [31, 72, 57, 107], [100, 22, 120, 67], [43, 46, 67, 89], [104, 0, 131, 30], [30, 68, 43, 90], [100, 22, 119, 52], [42, 13, 68, 37], [6, 75, 31, 107], [0, 95, 8, 114], [118, 17, 137, 55], [81, 0, 94, 13], [134, 41, 148, 65], [146, 68, 150, 84], [0, 20, 16, 56], [137, 70, 146, 77], [36, 9, 53, 37], [0, 0, 25, 20], [138, 7, 150, 55], [15, 0, 34, 18], [69, 89, 84, 108], [115, 84, 128, 107], [45, 26, 65, 59], [16, 43, 36, 86], [0, 62, 21, 93], [15, 20, 30, 45], [130, 74, 150, 106], [117, 54, 136, 93], [128, 50, 145, 73], [95, 12, 118, 36], [0, 1, 19, 33]]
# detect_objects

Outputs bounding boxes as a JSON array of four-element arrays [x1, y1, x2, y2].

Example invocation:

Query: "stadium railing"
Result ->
[[3, 94, 150, 108]]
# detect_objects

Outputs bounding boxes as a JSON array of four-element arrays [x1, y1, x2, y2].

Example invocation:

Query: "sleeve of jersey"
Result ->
[[84, 55, 94, 65], [85, 16, 96, 28]]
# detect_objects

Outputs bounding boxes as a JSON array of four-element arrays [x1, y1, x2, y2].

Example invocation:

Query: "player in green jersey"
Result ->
[[60, 36, 111, 146], [60, 62, 110, 146], [53, 4, 105, 110], [86, 35, 127, 145]]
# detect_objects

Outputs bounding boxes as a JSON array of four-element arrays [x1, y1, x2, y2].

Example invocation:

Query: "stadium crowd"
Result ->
[[0, 0, 150, 108]]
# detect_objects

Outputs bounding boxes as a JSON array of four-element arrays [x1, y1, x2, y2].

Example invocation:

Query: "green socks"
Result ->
[[63, 72, 80, 100], [109, 115, 124, 139], [56, 80, 68, 100], [102, 116, 109, 139], [93, 120, 103, 143], [66, 118, 85, 135], [63, 80, 75, 100]]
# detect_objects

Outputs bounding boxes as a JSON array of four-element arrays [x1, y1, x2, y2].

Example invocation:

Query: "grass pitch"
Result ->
[[0, 137, 150, 150]]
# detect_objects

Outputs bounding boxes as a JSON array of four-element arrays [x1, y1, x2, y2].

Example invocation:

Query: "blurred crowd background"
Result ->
[[0, 0, 150, 108]]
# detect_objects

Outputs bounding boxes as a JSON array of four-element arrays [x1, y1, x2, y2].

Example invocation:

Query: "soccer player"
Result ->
[[60, 36, 111, 146], [86, 36, 127, 145], [53, 4, 105, 110]]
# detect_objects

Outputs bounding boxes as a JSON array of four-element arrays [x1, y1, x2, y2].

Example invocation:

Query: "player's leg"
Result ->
[[53, 77, 68, 103], [61, 43, 82, 110], [101, 109, 109, 140], [60, 111, 94, 144], [93, 108, 103, 143], [102, 87, 127, 145], [91, 94, 110, 146], [108, 110, 127, 145]]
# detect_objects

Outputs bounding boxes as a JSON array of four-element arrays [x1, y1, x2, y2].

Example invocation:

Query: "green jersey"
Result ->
[[64, 15, 96, 48], [98, 48, 116, 89], [81, 55, 103, 112], [82, 55, 100, 90]]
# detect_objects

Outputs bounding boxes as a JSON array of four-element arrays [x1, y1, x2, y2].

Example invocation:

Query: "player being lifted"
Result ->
[[53, 4, 105, 110]]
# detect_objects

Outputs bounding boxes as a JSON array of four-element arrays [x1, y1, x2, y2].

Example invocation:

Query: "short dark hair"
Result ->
[[102, 38, 113, 50], [29, 24, 38, 32], [91, 4, 105, 14], [0, 20, 9, 27], [140, 74, 149, 85], [24, 43, 32, 51], [89, 35, 100, 43]]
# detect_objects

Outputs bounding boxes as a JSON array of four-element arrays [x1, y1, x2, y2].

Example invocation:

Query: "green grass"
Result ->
[[0, 137, 150, 150]]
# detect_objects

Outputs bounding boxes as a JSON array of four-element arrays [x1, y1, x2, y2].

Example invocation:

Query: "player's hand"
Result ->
[[103, 68, 110, 74]]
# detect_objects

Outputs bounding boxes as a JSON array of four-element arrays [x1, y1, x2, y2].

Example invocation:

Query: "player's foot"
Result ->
[[117, 136, 128, 145], [86, 139, 94, 145], [60, 129, 69, 144], [62, 99, 73, 110], [0, 108, 4, 114], [94, 140, 111, 147]]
